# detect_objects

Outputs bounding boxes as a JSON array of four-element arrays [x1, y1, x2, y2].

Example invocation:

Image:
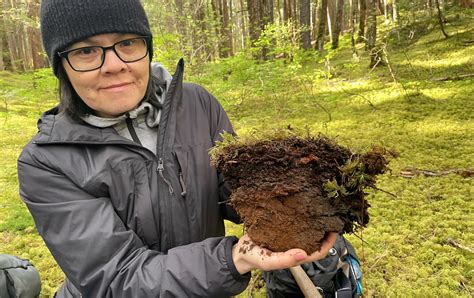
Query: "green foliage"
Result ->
[[1, 9, 473, 297]]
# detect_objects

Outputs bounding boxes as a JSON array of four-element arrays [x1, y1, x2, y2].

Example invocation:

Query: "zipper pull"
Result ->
[[179, 172, 187, 198], [157, 158, 174, 194]]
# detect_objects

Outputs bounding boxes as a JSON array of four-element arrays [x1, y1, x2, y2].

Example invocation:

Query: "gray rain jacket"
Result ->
[[17, 60, 250, 297]]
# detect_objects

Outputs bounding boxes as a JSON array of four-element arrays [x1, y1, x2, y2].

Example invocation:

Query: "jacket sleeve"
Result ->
[[194, 83, 241, 224], [17, 150, 249, 297]]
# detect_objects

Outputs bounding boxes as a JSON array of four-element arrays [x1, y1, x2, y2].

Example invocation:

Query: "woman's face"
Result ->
[[62, 33, 150, 118]]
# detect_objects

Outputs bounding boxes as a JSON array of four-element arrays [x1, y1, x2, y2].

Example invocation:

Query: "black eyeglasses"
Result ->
[[58, 36, 151, 72]]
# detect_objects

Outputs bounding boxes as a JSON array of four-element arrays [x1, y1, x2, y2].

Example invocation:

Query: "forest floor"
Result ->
[[1, 8, 473, 297]]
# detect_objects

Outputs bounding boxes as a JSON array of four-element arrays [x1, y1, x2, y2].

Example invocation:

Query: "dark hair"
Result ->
[[57, 64, 92, 121], [57, 63, 159, 121]]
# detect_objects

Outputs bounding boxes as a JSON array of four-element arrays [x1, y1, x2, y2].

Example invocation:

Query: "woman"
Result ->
[[17, 0, 336, 296]]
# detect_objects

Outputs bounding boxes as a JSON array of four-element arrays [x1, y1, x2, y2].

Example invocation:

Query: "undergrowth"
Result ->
[[1, 9, 473, 297]]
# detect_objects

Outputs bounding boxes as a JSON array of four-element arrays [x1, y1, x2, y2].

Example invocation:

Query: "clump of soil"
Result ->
[[211, 134, 397, 254]]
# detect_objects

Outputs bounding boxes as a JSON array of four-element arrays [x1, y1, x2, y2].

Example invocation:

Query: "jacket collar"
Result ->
[[34, 109, 127, 145]]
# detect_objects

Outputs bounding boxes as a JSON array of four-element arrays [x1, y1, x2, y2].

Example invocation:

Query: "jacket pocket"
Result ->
[[174, 150, 188, 198]]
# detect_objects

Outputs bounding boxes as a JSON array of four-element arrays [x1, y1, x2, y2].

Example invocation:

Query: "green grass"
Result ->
[[1, 10, 473, 297]]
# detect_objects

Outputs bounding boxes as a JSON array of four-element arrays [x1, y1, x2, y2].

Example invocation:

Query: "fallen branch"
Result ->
[[433, 73, 474, 81], [447, 238, 474, 254], [399, 168, 473, 178]]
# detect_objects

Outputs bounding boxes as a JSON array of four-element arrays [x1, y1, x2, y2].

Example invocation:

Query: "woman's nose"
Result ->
[[100, 48, 127, 73]]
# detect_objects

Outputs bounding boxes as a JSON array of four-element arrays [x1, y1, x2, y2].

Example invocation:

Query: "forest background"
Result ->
[[1, 0, 473, 296]]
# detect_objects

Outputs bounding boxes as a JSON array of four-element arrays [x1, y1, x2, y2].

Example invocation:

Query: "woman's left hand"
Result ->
[[231, 232, 338, 275]]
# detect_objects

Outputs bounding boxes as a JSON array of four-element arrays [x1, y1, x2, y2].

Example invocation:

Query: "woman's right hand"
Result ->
[[231, 233, 337, 275]]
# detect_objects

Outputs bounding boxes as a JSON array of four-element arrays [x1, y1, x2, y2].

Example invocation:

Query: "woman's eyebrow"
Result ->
[[70, 34, 131, 48]]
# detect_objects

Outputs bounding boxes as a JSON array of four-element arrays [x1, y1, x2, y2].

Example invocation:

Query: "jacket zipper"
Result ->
[[156, 59, 184, 248], [156, 59, 184, 197], [157, 158, 174, 194]]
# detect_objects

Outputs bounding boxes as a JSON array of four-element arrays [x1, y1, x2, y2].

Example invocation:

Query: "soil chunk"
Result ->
[[212, 135, 396, 254]]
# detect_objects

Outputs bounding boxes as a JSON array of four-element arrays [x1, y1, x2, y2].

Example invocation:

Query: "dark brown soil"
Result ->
[[212, 135, 396, 254]]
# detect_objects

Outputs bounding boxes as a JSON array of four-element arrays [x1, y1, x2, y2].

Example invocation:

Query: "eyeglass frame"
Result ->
[[57, 36, 151, 72]]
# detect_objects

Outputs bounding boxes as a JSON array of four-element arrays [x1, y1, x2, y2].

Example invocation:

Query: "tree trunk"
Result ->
[[222, 0, 234, 57], [311, 0, 319, 43], [28, 0, 47, 69], [357, 0, 366, 42], [264, 0, 274, 24], [376, 0, 383, 14], [315, 0, 328, 52], [300, 0, 311, 50], [435, 0, 449, 38], [239, 0, 248, 48], [283, 0, 290, 21], [4, 0, 22, 71], [246, 0, 274, 59], [392, 0, 399, 23], [459, 0, 472, 7], [0, 5, 5, 71], [326, 0, 335, 44], [331, 0, 344, 49], [367, 0, 378, 67], [349, 0, 358, 57], [326, 9, 332, 44], [247, 0, 261, 42]]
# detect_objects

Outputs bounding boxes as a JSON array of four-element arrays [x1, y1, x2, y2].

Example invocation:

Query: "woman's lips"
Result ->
[[101, 82, 132, 92]]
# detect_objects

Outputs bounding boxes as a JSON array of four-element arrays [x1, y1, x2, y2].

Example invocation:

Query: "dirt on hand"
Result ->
[[211, 135, 397, 254]]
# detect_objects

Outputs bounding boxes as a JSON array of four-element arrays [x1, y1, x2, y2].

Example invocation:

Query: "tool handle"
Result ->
[[289, 265, 323, 298]]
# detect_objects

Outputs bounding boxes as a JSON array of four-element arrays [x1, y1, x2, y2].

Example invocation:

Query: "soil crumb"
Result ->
[[212, 135, 396, 254]]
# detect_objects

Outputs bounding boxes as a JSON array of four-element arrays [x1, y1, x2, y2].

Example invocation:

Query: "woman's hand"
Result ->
[[232, 232, 337, 275]]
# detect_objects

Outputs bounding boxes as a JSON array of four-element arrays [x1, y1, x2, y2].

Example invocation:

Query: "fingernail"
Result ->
[[294, 253, 306, 261]]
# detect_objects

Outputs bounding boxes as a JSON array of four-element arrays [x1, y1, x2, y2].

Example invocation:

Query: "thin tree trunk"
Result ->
[[349, 0, 358, 57], [376, 0, 383, 14], [331, 0, 344, 49], [222, 0, 234, 57], [327, 8, 334, 43], [239, 0, 248, 48], [300, 0, 311, 50], [311, 0, 319, 43], [21, 22, 33, 70], [283, 0, 290, 21], [0, 4, 5, 71], [435, 0, 449, 38], [357, 0, 366, 42], [392, 0, 399, 23], [315, 0, 328, 52], [326, 0, 335, 44], [4, 0, 21, 71], [367, 0, 378, 67]]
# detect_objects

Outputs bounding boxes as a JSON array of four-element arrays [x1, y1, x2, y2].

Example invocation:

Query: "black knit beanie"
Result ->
[[40, 0, 153, 76]]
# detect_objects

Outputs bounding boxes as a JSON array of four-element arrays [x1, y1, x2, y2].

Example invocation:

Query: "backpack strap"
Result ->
[[333, 246, 352, 298]]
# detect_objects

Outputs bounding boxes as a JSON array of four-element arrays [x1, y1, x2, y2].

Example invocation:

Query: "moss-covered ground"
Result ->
[[1, 9, 472, 297]]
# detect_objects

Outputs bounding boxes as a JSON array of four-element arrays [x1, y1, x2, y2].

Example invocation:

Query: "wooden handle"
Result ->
[[289, 266, 322, 298]]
